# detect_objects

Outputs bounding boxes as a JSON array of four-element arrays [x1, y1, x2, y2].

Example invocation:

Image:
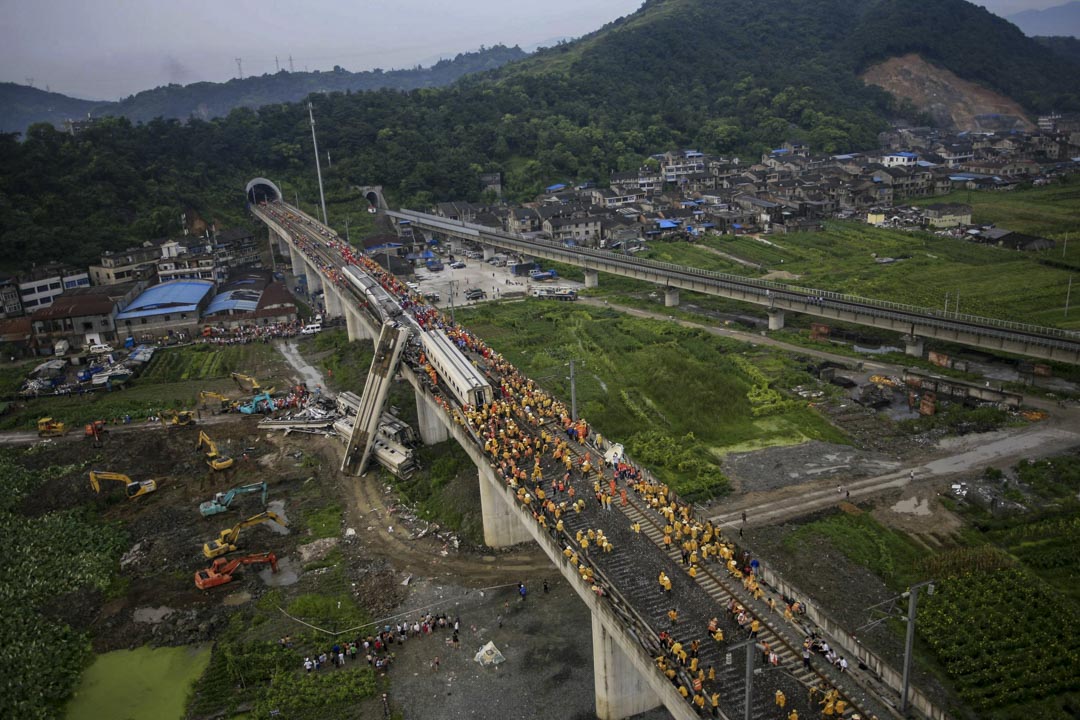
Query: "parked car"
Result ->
[[424, 291, 441, 302], [449, 261, 466, 269], [464, 288, 487, 301], [301, 323, 322, 335]]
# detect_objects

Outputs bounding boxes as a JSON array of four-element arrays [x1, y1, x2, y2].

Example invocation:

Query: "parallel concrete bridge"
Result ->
[[386, 208, 1080, 366], [249, 185, 950, 720]]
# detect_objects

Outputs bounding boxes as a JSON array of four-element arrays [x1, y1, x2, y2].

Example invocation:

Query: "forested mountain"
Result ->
[[0, 84, 101, 136], [0, 45, 527, 134], [1035, 35, 1080, 65], [3, 0, 1080, 272]]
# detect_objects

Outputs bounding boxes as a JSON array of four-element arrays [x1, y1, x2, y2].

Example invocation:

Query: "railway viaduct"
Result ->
[[387, 208, 1080, 366], [249, 183, 950, 720]]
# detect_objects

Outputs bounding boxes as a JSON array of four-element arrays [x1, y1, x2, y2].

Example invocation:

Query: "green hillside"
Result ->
[[3, 0, 1080, 271]]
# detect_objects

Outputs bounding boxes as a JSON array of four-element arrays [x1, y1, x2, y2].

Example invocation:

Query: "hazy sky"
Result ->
[[0, 0, 1064, 100]]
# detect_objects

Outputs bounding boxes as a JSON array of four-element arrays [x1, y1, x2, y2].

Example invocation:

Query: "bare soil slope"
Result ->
[[861, 53, 1034, 131]]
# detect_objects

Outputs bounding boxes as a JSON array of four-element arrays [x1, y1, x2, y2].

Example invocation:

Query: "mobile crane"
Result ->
[[203, 511, 286, 558], [194, 551, 278, 590], [199, 481, 269, 517], [88, 470, 157, 499], [196, 430, 234, 471], [37, 417, 66, 437]]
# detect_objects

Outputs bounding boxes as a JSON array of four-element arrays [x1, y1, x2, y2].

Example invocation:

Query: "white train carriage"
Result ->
[[342, 265, 402, 324], [420, 328, 493, 408]]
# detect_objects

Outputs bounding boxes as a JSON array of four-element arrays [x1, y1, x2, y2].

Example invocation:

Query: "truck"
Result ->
[[529, 268, 559, 282], [425, 258, 444, 272], [509, 261, 539, 277], [54, 339, 70, 356]]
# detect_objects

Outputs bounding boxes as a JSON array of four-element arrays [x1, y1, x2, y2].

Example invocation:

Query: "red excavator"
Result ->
[[194, 551, 278, 590]]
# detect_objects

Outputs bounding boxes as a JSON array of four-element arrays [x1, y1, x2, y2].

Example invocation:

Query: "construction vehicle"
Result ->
[[84, 420, 108, 440], [231, 372, 274, 395], [238, 392, 275, 415], [196, 430, 235, 471], [194, 551, 278, 590], [199, 481, 269, 517], [199, 391, 236, 412], [89, 470, 157, 499], [37, 417, 67, 437], [160, 409, 196, 428], [203, 511, 286, 558]]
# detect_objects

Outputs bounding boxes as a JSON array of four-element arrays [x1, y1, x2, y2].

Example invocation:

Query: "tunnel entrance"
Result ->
[[245, 177, 283, 205]]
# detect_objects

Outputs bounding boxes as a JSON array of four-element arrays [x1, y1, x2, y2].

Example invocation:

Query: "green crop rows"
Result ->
[[0, 456, 127, 720]]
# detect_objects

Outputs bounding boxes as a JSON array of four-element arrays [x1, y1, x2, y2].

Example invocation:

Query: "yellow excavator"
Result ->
[[199, 391, 236, 412], [197, 430, 234, 471], [160, 409, 196, 428], [37, 417, 67, 437], [89, 470, 157, 499], [203, 511, 286, 558], [231, 372, 274, 395]]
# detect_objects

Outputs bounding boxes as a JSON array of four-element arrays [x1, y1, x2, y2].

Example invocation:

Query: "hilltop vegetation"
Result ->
[[0, 46, 527, 134], [3, 0, 1080, 271]]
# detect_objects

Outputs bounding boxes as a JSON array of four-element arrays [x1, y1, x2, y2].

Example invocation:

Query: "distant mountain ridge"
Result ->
[[1007, 1, 1080, 37], [0, 45, 527, 134]]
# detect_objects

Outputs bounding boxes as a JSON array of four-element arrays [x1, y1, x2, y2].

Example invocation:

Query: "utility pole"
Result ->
[[900, 580, 935, 715], [1066, 275, 1073, 318], [345, 216, 350, 244], [288, 55, 295, 73], [448, 279, 457, 323], [944, 292, 949, 314], [275, 55, 280, 72], [327, 151, 332, 169], [724, 637, 761, 720], [308, 102, 328, 225], [235, 57, 243, 80]]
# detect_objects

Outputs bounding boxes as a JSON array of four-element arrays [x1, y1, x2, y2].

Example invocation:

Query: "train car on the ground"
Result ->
[[419, 328, 493, 408]]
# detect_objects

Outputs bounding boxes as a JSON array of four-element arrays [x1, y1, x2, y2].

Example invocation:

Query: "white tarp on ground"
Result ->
[[474, 641, 506, 666], [603, 443, 624, 465]]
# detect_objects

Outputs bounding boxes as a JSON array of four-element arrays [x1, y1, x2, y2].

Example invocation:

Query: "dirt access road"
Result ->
[[274, 339, 560, 587]]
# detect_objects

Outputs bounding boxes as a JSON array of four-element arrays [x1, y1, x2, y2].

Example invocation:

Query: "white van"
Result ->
[[301, 323, 322, 335], [88, 343, 114, 354]]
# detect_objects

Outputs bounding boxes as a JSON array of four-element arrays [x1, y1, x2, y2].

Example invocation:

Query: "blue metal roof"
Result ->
[[546, 183, 567, 192], [658, 220, 679, 229], [116, 280, 214, 320], [891, 151, 918, 158], [205, 288, 261, 315]]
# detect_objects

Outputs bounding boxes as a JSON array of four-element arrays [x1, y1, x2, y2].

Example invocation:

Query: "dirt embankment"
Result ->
[[861, 53, 1034, 131]]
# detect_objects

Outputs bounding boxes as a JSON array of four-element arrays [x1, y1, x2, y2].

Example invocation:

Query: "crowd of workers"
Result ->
[[261, 201, 861, 719]]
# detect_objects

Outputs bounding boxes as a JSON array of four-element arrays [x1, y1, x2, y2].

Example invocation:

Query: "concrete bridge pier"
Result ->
[[415, 392, 450, 445], [904, 334, 925, 358], [477, 464, 533, 548], [768, 309, 785, 330], [289, 247, 305, 279], [306, 266, 324, 297], [324, 286, 342, 319], [344, 309, 369, 342], [584, 270, 599, 289], [664, 288, 680, 307], [593, 613, 662, 719], [482, 245, 496, 261]]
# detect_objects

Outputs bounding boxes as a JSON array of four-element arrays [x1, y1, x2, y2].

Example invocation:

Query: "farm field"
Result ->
[[458, 301, 847, 500], [639, 219, 1078, 328], [910, 182, 1080, 242], [0, 343, 292, 431], [770, 452, 1080, 720]]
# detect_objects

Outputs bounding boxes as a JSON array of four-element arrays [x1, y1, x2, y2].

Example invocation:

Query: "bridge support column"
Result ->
[[324, 286, 342, 319], [767, 309, 785, 330], [289, 247, 304, 279], [592, 613, 661, 719], [584, 270, 599, 289], [415, 392, 450, 445], [664, 288, 679, 307], [306, 266, 323, 296], [904, 334, 924, 358], [478, 465, 533, 548], [482, 245, 496, 261], [344, 309, 362, 342]]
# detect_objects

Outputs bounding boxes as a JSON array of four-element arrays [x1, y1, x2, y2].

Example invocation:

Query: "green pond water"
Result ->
[[66, 644, 211, 720]]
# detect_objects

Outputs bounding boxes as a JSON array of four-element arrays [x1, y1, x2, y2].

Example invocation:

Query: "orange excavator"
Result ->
[[194, 551, 278, 590]]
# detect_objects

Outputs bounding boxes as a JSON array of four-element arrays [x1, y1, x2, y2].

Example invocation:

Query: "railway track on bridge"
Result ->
[[258, 201, 903, 719]]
